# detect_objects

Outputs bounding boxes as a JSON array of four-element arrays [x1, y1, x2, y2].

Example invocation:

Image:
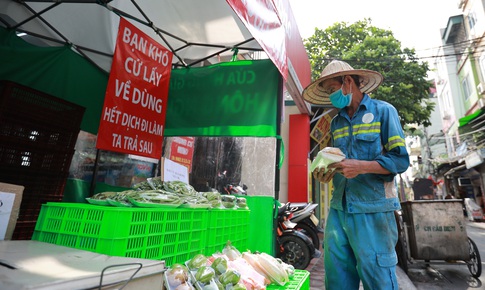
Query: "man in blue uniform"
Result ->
[[303, 60, 410, 289]]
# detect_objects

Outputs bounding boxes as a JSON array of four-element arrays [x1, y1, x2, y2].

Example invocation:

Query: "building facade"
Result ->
[[432, 0, 485, 216]]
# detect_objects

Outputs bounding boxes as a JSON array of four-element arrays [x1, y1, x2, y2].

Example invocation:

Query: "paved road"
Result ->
[[307, 221, 485, 289], [405, 222, 485, 290]]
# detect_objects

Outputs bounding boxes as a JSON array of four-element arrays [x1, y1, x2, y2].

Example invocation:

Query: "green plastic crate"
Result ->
[[267, 269, 310, 290], [204, 208, 250, 255], [32, 202, 208, 265]]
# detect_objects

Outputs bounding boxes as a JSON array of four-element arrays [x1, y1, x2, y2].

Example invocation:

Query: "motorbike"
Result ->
[[215, 170, 247, 195], [276, 202, 321, 269], [287, 202, 324, 250], [223, 183, 248, 195]]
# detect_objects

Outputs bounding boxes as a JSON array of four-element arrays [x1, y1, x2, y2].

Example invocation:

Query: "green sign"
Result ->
[[164, 59, 280, 137]]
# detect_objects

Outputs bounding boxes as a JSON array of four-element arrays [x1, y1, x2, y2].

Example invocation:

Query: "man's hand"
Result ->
[[312, 167, 337, 183], [328, 159, 390, 178], [313, 159, 362, 182], [329, 159, 362, 179]]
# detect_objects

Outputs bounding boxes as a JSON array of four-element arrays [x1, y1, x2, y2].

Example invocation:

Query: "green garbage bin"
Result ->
[[241, 195, 276, 256]]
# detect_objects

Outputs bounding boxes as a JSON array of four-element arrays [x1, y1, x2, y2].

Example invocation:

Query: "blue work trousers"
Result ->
[[324, 207, 399, 290]]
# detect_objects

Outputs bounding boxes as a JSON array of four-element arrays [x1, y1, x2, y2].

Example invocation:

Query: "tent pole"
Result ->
[[274, 75, 283, 201], [89, 149, 101, 197]]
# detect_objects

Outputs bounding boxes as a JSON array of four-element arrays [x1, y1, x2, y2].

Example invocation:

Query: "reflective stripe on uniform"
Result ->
[[352, 122, 381, 135], [333, 126, 349, 140], [385, 135, 405, 151]]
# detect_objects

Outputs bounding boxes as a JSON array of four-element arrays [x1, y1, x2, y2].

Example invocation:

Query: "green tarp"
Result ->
[[165, 59, 280, 137], [0, 28, 280, 137], [0, 27, 108, 135]]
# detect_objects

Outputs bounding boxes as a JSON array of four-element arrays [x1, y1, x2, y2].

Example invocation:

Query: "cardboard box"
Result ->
[[0, 182, 24, 240], [0, 240, 165, 290]]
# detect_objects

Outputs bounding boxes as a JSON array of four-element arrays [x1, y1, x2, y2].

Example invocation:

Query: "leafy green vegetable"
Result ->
[[236, 198, 248, 209], [188, 254, 208, 269], [218, 269, 241, 286], [195, 266, 215, 284], [211, 257, 227, 275]]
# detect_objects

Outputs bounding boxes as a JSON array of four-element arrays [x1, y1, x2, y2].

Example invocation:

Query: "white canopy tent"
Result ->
[[0, 0, 311, 114], [0, 1, 316, 240]]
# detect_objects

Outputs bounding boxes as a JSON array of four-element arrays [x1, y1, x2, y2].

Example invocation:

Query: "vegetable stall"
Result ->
[[0, 1, 313, 289]]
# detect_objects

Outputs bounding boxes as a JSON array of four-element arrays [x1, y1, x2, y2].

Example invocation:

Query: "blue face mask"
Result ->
[[329, 83, 352, 109]]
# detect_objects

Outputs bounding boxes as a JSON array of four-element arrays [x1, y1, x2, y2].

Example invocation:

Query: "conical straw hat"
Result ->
[[302, 60, 383, 106]]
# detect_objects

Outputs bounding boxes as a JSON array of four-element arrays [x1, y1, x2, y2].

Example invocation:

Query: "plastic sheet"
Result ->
[[165, 137, 277, 196], [309, 147, 345, 172]]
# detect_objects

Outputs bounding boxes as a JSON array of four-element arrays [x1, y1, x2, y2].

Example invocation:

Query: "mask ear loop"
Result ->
[[339, 75, 346, 91], [341, 75, 352, 107], [341, 75, 347, 93]]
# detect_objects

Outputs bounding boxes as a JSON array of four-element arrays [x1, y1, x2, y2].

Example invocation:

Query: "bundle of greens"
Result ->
[[130, 190, 182, 205], [201, 191, 222, 208], [93, 179, 249, 208]]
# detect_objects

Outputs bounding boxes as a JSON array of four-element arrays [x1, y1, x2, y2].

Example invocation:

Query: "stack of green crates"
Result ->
[[204, 207, 250, 255], [267, 270, 310, 290], [32, 202, 252, 266], [32, 202, 209, 266]]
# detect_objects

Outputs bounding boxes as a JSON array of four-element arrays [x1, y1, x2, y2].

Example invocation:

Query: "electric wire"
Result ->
[[309, 36, 485, 66]]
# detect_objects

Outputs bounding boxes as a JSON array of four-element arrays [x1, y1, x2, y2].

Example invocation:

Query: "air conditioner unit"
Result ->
[[477, 83, 485, 95]]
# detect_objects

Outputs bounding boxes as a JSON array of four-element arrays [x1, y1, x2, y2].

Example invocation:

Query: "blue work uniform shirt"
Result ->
[[330, 94, 410, 213]]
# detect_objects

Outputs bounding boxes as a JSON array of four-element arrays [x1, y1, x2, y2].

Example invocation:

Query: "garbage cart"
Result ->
[[395, 200, 482, 278]]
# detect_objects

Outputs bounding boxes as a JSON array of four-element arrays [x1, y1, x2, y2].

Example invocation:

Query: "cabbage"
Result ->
[[211, 257, 228, 275], [188, 254, 208, 269], [195, 266, 215, 284], [218, 269, 241, 286]]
